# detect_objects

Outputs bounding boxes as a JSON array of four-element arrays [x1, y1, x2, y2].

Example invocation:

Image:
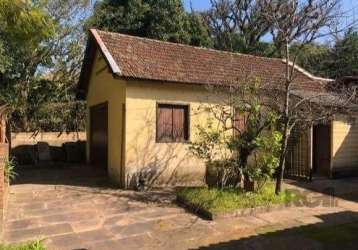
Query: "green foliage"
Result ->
[[189, 80, 280, 189], [189, 119, 226, 162], [4, 157, 17, 183], [0, 240, 46, 250], [0, 0, 55, 78], [189, 119, 240, 188], [290, 30, 358, 79], [328, 29, 358, 78], [224, 80, 279, 172], [245, 131, 282, 182], [186, 12, 213, 47], [87, 0, 212, 47], [290, 43, 331, 78], [0, 0, 55, 51], [176, 182, 302, 214], [0, 0, 89, 132]]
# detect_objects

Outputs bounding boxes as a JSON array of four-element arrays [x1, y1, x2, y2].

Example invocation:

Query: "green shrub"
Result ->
[[4, 157, 18, 183], [243, 131, 282, 191], [0, 240, 46, 250]]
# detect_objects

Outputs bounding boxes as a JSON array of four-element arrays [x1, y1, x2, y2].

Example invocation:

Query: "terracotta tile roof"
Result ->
[[79, 29, 327, 96]]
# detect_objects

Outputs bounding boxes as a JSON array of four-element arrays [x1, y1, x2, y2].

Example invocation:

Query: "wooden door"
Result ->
[[313, 124, 331, 176], [90, 102, 108, 170]]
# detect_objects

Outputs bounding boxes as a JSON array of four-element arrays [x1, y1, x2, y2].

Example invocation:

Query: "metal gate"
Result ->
[[285, 128, 312, 181]]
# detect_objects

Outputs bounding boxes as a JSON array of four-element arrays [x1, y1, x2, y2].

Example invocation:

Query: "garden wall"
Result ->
[[11, 132, 86, 165]]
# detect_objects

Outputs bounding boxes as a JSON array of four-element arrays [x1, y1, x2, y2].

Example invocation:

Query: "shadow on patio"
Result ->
[[11, 164, 177, 207], [12, 164, 110, 188], [193, 211, 358, 250], [285, 177, 358, 204]]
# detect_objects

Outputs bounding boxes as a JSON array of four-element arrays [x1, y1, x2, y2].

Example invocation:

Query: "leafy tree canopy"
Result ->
[[0, 0, 89, 132], [87, 0, 212, 47], [290, 30, 358, 79], [0, 0, 55, 78], [290, 43, 331, 78], [329, 29, 358, 78]]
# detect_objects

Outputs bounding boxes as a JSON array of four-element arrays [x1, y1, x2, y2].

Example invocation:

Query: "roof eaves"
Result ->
[[281, 59, 333, 83], [90, 29, 122, 76]]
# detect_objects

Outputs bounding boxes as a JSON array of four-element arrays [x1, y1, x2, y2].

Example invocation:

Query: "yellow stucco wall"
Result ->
[[86, 50, 126, 185], [124, 80, 225, 187], [332, 116, 358, 170]]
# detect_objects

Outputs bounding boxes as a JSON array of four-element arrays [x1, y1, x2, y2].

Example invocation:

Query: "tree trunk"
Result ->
[[275, 124, 289, 194], [20, 80, 30, 131], [276, 41, 291, 195]]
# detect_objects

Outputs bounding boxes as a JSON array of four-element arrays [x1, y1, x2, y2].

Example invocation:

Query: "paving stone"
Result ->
[[137, 208, 183, 220], [45, 233, 83, 250], [336, 199, 358, 211], [110, 221, 157, 237], [255, 209, 305, 224], [295, 216, 324, 225], [6, 218, 41, 231], [76, 229, 114, 243], [86, 234, 155, 250], [9, 202, 46, 211], [22, 206, 74, 218], [4, 223, 73, 243], [39, 211, 97, 224], [71, 219, 103, 232], [103, 214, 139, 227], [5, 165, 358, 250], [210, 216, 266, 233]]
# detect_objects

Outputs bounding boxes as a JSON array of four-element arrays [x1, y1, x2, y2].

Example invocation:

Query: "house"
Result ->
[[78, 29, 358, 188]]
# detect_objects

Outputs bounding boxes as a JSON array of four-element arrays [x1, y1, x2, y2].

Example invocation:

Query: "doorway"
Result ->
[[90, 102, 108, 171], [313, 124, 331, 177]]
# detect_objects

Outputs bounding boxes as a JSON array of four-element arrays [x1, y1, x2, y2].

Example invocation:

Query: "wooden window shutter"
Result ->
[[157, 105, 173, 141], [157, 104, 189, 142], [173, 106, 184, 141]]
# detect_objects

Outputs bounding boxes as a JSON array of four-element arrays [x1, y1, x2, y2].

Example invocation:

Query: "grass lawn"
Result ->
[[0, 241, 46, 250], [176, 182, 302, 214]]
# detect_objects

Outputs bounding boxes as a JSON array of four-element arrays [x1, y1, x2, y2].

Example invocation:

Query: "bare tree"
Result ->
[[203, 0, 272, 52], [203, 0, 341, 55], [259, 0, 358, 194]]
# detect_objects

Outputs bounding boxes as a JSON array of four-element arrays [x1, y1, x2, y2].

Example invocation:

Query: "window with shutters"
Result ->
[[156, 104, 189, 143]]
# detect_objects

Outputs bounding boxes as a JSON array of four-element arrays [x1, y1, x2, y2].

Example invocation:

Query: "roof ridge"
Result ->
[[94, 29, 285, 63]]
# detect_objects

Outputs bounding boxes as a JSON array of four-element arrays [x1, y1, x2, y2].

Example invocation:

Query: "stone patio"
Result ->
[[2, 165, 358, 249]]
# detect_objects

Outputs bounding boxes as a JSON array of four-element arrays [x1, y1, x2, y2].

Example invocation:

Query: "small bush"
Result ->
[[0, 240, 46, 250], [4, 157, 18, 183]]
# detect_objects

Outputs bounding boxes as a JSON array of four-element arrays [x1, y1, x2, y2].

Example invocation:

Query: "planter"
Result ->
[[176, 196, 214, 220], [177, 195, 296, 220]]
